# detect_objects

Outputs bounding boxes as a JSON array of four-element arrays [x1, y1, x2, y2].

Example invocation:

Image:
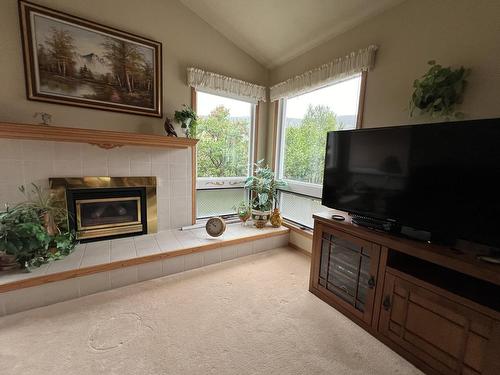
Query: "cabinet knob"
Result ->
[[383, 296, 391, 311], [368, 275, 376, 289]]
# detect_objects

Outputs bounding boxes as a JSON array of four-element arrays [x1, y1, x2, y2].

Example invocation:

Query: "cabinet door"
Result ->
[[379, 272, 499, 375], [311, 223, 380, 324]]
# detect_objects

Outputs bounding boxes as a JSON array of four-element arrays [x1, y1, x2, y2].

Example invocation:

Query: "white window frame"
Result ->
[[194, 89, 257, 219], [274, 73, 367, 225]]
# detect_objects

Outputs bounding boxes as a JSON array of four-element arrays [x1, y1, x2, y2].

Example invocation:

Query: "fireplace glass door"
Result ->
[[75, 196, 143, 239]]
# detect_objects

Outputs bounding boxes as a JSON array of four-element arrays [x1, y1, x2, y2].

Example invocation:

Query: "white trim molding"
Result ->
[[269, 45, 378, 101], [187, 67, 266, 103], [196, 176, 246, 190]]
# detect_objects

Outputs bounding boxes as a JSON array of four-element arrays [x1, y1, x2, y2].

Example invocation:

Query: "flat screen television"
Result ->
[[322, 118, 500, 248]]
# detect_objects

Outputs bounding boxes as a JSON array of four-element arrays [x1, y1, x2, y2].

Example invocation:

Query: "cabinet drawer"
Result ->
[[379, 272, 500, 374]]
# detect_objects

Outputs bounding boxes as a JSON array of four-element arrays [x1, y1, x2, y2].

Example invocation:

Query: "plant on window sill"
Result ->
[[410, 60, 470, 120], [245, 160, 286, 228]]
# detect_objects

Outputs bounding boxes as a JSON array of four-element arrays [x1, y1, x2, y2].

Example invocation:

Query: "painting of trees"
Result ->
[[21, 1, 161, 116], [283, 105, 343, 184], [102, 38, 145, 94], [43, 27, 76, 77], [197, 106, 250, 178]]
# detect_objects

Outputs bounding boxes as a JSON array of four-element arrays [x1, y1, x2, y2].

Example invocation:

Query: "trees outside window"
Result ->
[[197, 105, 250, 178], [195, 91, 255, 218], [277, 75, 363, 227]]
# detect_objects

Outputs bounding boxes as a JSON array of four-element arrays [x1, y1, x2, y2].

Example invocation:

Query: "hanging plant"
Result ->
[[410, 60, 470, 119]]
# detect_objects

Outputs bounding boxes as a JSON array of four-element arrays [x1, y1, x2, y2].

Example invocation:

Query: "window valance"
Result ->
[[187, 67, 266, 103], [269, 45, 378, 101]]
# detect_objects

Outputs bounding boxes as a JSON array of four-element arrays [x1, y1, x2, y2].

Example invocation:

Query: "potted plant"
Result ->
[[0, 205, 51, 269], [245, 161, 286, 228], [233, 201, 251, 225], [0, 185, 76, 270], [410, 60, 470, 119], [174, 104, 198, 138], [18, 184, 68, 236]]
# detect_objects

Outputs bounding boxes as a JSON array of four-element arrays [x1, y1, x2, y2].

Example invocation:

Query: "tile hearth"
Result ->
[[0, 223, 289, 316]]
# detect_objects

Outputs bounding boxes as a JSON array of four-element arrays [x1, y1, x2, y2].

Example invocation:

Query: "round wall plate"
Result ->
[[205, 217, 226, 237]]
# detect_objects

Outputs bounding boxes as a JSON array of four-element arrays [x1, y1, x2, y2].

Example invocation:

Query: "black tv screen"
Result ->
[[322, 118, 500, 247]]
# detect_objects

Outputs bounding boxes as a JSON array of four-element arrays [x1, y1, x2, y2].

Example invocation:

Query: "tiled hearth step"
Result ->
[[0, 224, 289, 316]]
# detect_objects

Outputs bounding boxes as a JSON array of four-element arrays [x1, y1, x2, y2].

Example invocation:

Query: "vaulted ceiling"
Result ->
[[179, 0, 405, 69]]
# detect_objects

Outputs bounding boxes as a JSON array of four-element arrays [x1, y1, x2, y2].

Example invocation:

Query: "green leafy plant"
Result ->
[[410, 60, 470, 119], [0, 206, 51, 268], [245, 160, 286, 212], [174, 104, 198, 138], [0, 185, 77, 270], [18, 184, 68, 235]]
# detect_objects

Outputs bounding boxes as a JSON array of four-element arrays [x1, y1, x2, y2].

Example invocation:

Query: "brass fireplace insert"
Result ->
[[50, 177, 157, 241]]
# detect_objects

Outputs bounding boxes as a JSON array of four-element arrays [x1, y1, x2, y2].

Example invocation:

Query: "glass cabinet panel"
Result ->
[[318, 231, 372, 313]]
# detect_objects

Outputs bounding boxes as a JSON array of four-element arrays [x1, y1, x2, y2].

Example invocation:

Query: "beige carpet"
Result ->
[[0, 248, 421, 375]]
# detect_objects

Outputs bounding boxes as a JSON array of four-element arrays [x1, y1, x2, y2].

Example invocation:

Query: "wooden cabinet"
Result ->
[[380, 271, 499, 375], [311, 222, 381, 325], [310, 212, 500, 375]]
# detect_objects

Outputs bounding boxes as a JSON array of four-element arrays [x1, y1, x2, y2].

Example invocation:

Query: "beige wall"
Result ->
[[2, 0, 499, 167], [269, 0, 500, 157], [0, 0, 267, 150], [289, 231, 313, 254]]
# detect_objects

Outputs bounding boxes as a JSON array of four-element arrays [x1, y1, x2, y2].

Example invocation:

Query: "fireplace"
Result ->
[[50, 177, 157, 241]]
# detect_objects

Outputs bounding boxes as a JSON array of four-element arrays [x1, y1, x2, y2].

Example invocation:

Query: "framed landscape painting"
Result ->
[[19, 0, 162, 117]]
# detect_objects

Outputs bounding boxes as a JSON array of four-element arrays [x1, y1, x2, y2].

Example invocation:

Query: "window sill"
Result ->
[[282, 220, 313, 239]]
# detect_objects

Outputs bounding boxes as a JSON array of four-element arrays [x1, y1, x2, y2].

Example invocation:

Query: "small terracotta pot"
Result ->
[[0, 252, 19, 271], [43, 212, 58, 236]]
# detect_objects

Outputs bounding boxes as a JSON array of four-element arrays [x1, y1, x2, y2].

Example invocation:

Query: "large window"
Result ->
[[276, 74, 364, 228], [196, 91, 255, 219]]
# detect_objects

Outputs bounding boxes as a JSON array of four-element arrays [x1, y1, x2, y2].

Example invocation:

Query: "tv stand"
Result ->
[[310, 210, 500, 375]]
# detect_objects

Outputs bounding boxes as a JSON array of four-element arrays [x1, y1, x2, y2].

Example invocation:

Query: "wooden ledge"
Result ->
[[282, 221, 313, 239], [0, 227, 288, 293], [0, 122, 198, 149]]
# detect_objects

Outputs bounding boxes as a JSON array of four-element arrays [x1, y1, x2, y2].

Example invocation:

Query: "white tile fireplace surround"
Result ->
[[0, 138, 192, 230]]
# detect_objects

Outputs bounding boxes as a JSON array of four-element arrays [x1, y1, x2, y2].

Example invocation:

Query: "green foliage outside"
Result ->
[[197, 105, 250, 178], [283, 105, 344, 184], [196, 103, 342, 187]]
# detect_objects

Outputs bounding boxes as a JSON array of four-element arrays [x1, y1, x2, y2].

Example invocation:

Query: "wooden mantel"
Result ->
[[0, 122, 198, 149]]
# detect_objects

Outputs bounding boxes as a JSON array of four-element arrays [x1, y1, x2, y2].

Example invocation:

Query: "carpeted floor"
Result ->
[[0, 248, 421, 375]]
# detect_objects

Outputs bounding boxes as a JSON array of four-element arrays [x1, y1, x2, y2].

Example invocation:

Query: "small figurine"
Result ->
[[34, 112, 52, 125], [270, 208, 283, 228], [164, 117, 178, 137]]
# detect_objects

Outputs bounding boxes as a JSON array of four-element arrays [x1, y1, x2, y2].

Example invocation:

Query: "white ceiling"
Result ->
[[179, 0, 404, 69]]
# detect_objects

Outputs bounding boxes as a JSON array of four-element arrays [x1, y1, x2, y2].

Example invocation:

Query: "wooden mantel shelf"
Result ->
[[0, 122, 198, 149]]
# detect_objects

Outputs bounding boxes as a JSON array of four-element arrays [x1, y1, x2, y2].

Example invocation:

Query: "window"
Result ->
[[195, 91, 256, 219], [276, 74, 364, 228]]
